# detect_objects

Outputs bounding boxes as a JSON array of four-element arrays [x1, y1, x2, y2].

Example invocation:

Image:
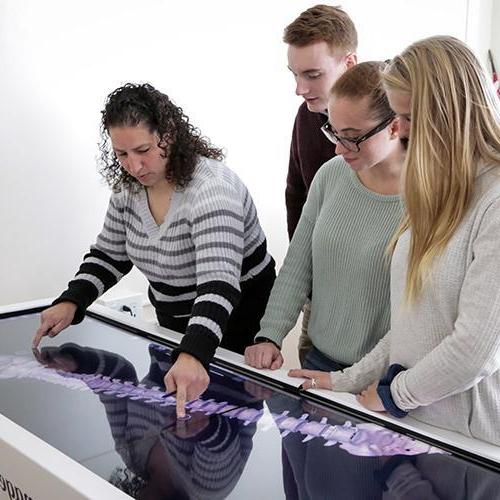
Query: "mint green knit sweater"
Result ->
[[259, 156, 403, 365]]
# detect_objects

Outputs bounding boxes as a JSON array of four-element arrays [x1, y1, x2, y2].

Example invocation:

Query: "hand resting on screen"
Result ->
[[288, 368, 333, 390]]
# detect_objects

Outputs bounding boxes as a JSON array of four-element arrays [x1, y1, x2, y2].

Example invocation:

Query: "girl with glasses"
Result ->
[[245, 61, 406, 373], [291, 36, 500, 445]]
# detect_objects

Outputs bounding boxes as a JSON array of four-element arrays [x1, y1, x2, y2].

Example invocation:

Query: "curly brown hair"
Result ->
[[98, 83, 224, 191]]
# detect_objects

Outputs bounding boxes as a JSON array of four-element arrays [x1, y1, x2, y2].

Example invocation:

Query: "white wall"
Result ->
[[0, 0, 488, 305], [489, 0, 500, 76], [466, 0, 493, 68]]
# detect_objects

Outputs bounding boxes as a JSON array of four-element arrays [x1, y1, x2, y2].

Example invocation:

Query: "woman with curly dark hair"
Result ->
[[33, 83, 276, 417]]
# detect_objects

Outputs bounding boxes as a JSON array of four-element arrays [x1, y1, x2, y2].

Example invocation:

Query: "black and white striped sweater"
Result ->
[[55, 157, 275, 366]]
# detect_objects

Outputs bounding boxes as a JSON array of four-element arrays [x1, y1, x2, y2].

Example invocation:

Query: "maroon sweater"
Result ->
[[286, 102, 337, 239]]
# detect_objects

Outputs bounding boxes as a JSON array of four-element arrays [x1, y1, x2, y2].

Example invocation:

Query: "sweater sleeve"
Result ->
[[391, 196, 500, 411], [54, 192, 133, 323], [256, 215, 313, 347], [330, 330, 391, 393], [173, 180, 244, 367], [286, 111, 307, 240], [256, 168, 328, 347]]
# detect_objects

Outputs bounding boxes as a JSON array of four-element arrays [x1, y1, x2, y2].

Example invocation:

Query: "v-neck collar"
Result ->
[[137, 187, 182, 238]]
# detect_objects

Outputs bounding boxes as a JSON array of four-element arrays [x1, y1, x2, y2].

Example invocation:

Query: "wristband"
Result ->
[[376, 363, 408, 418]]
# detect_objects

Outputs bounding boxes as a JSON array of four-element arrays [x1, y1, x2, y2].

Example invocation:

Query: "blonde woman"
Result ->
[[290, 36, 500, 445]]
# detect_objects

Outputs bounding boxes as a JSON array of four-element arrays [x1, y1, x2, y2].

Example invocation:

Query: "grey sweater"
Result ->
[[258, 156, 403, 365], [332, 165, 500, 445]]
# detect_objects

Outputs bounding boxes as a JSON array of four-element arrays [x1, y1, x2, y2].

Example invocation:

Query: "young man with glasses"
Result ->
[[276, 5, 358, 365]]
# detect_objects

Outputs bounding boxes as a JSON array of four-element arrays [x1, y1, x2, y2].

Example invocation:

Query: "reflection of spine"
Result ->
[[61, 370, 446, 458], [0, 356, 88, 391], [0, 355, 447, 458]]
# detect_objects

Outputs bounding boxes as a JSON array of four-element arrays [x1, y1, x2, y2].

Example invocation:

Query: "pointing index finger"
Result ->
[[176, 384, 187, 419], [33, 326, 50, 348]]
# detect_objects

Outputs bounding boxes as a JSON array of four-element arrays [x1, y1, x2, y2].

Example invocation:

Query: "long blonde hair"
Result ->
[[382, 36, 500, 302]]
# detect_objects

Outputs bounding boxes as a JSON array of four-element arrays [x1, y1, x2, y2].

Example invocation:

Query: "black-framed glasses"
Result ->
[[321, 114, 395, 152]]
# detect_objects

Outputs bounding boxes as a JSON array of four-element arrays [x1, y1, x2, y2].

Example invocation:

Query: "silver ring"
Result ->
[[311, 378, 317, 389]]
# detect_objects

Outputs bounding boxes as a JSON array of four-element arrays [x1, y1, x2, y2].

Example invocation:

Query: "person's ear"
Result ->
[[345, 53, 357, 69], [389, 117, 400, 139]]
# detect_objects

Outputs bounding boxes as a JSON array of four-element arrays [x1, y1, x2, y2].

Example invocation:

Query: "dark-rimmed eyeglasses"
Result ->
[[321, 114, 395, 152]]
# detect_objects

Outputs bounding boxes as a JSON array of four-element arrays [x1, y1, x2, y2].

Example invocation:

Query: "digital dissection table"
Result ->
[[1, 300, 500, 500]]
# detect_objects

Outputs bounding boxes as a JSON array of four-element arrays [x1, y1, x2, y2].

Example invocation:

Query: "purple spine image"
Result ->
[[0, 353, 447, 458]]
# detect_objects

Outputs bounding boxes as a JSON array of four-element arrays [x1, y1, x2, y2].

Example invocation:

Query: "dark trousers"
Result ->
[[302, 346, 349, 372]]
